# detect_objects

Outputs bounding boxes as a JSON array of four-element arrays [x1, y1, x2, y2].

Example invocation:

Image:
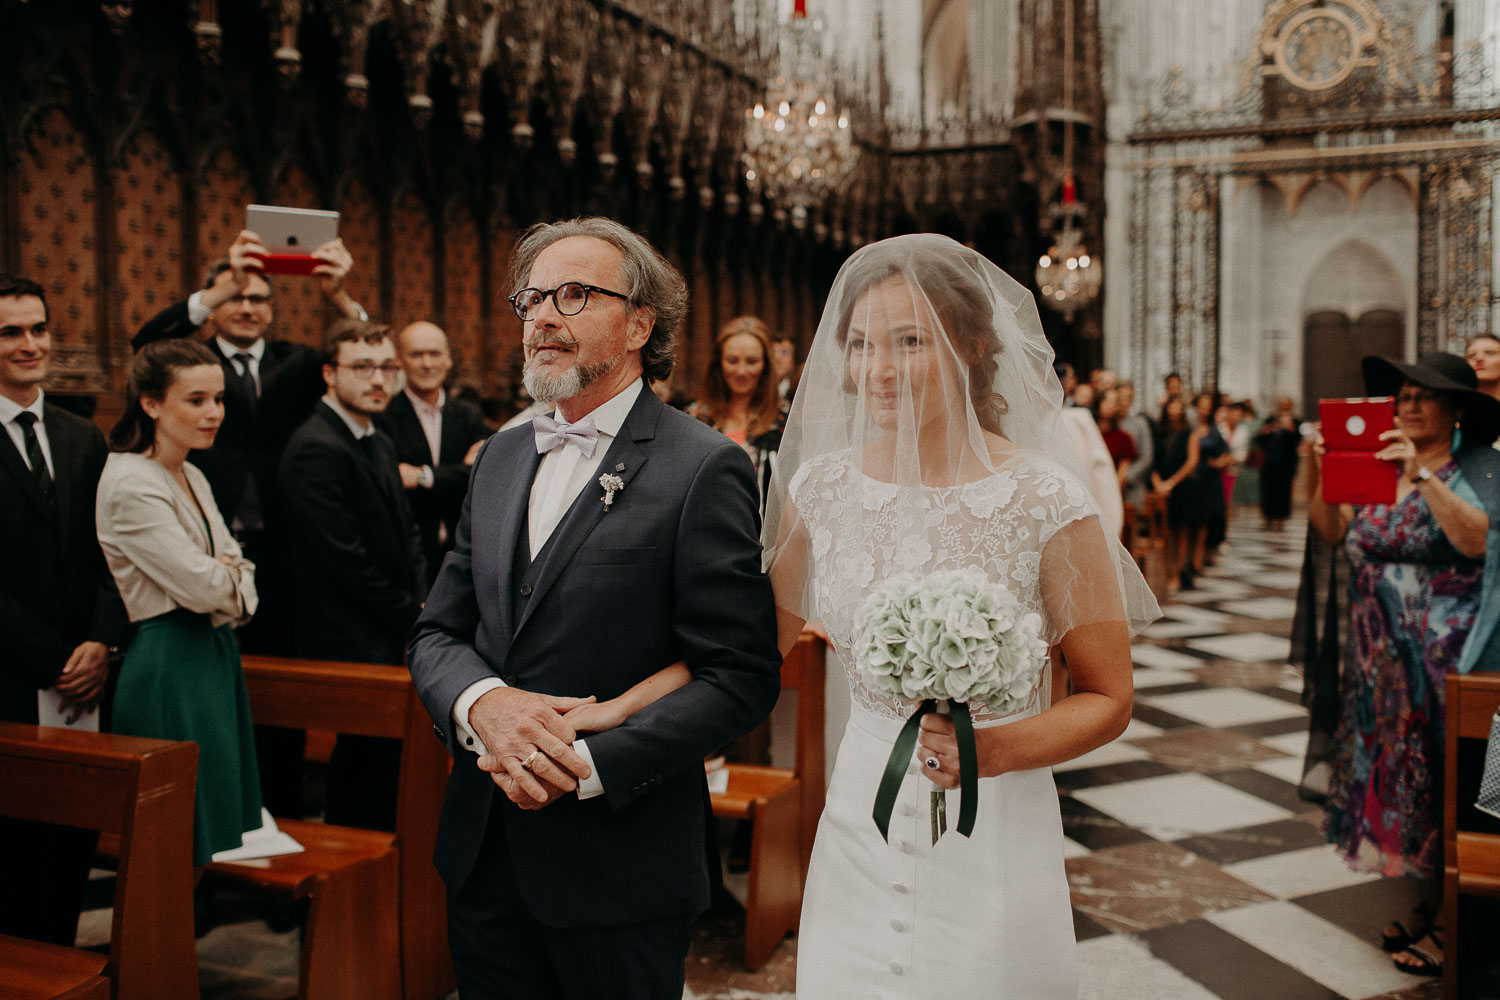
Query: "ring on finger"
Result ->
[[924, 755, 941, 771], [520, 750, 541, 771]]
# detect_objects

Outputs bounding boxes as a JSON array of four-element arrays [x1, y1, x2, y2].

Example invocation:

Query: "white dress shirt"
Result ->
[[215, 333, 266, 395], [321, 395, 376, 439], [0, 389, 54, 476], [451, 379, 645, 800], [406, 386, 444, 466]]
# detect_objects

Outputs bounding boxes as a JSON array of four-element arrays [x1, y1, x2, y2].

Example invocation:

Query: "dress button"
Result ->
[[520, 584, 533, 596], [891, 882, 909, 894], [889, 961, 905, 976], [898, 803, 915, 817], [889, 918, 907, 932], [897, 839, 914, 855]]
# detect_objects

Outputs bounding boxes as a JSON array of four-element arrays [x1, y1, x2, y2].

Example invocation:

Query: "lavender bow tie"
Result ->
[[533, 413, 599, 458]]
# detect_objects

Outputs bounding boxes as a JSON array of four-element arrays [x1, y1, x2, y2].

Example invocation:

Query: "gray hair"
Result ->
[[508, 217, 687, 382]]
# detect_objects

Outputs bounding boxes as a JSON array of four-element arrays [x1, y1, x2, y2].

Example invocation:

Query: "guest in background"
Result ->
[[1055, 362, 1078, 405], [689, 316, 786, 509], [1093, 386, 1136, 492], [99, 338, 262, 865], [1219, 401, 1251, 519], [279, 320, 425, 830], [769, 331, 801, 402], [1308, 352, 1500, 978], [0, 272, 129, 947], [1117, 380, 1155, 510], [1466, 334, 1500, 403], [1090, 367, 1118, 395], [1257, 396, 1301, 531], [1151, 394, 1202, 589], [378, 321, 490, 589], [1156, 371, 1184, 415], [1192, 392, 1230, 563], [1072, 381, 1095, 410], [1060, 387, 1125, 541]]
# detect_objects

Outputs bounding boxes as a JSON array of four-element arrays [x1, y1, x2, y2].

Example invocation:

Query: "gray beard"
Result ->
[[524, 352, 623, 404]]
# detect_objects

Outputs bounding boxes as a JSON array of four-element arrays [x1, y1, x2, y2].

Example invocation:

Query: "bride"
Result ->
[[761, 234, 1158, 995]]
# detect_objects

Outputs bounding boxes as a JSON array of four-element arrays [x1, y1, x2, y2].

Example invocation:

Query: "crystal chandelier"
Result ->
[[1036, 177, 1101, 318], [1036, 0, 1100, 318], [742, 0, 859, 228]]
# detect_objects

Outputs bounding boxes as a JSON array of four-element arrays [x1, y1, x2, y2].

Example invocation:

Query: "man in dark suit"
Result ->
[[0, 272, 129, 945], [377, 320, 489, 589], [279, 319, 426, 830], [407, 219, 781, 1000]]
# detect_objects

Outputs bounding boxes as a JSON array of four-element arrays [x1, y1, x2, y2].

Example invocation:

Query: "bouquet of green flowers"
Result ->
[[853, 567, 1047, 844]]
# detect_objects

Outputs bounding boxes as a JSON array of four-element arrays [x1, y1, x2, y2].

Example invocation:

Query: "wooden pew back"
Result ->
[[234, 656, 453, 1000], [0, 723, 199, 1000], [1442, 671, 1500, 1000]]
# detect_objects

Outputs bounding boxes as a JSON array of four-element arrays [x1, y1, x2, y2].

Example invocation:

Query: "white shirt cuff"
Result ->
[[574, 738, 604, 800], [451, 676, 505, 755], [186, 290, 212, 326]]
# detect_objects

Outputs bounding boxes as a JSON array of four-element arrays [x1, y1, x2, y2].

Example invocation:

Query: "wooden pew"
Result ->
[[1442, 671, 1500, 1000], [1136, 492, 1171, 599], [0, 723, 198, 1000], [202, 656, 453, 1000], [710, 632, 827, 971]]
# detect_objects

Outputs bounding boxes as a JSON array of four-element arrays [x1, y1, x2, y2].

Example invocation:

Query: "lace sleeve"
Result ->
[[1038, 512, 1154, 644]]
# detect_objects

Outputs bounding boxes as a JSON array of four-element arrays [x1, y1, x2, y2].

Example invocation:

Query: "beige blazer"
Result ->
[[96, 452, 256, 628]]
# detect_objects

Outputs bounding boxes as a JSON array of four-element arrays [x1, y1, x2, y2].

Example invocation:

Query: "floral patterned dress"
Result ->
[[1324, 461, 1484, 877]]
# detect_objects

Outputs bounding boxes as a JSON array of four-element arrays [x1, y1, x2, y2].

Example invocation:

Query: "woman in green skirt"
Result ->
[[97, 339, 262, 865]]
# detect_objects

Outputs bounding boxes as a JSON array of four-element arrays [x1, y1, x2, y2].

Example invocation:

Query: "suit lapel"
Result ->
[[514, 390, 660, 638], [0, 416, 59, 528], [41, 407, 77, 548], [487, 429, 544, 644]]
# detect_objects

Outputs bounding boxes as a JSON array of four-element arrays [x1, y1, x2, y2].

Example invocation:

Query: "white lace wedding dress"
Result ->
[[792, 450, 1090, 998]]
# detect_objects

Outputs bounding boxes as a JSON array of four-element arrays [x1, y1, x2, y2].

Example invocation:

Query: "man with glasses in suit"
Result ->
[[279, 319, 425, 830]]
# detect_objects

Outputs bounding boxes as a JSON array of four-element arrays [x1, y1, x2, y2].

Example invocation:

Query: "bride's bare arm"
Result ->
[[563, 663, 691, 734], [918, 515, 1135, 783]]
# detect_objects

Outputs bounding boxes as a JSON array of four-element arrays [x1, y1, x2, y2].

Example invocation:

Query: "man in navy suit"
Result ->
[[408, 218, 781, 999]]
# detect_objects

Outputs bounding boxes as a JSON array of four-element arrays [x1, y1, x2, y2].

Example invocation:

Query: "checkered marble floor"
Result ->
[[73, 515, 1489, 999]]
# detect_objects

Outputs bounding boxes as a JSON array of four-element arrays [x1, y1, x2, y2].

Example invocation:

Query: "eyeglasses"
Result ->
[[1395, 390, 1442, 406], [509, 282, 628, 321], [338, 362, 402, 381], [226, 294, 273, 307]]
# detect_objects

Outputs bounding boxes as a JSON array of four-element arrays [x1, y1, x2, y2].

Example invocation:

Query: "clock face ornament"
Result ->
[[1275, 8, 1360, 92]]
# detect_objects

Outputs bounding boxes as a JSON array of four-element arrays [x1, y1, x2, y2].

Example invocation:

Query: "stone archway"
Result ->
[[1300, 239, 1406, 407]]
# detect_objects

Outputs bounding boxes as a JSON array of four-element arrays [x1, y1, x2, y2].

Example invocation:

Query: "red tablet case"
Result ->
[[249, 253, 323, 276], [1319, 397, 1397, 505]]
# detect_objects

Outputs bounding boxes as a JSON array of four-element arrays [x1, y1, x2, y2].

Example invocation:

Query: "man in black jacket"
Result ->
[[0, 272, 129, 945], [377, 321, 490, 589], [280, 319, 425, 829], [130, 229, 366, 655]]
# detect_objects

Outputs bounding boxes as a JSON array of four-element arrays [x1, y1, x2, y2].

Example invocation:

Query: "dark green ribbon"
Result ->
[[872, 699, 979, 843]]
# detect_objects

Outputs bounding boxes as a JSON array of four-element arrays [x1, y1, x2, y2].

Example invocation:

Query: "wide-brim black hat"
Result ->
[[1361, 351, 1500, 446]]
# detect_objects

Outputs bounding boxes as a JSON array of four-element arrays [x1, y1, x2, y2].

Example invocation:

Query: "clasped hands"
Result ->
[[470, 686, 631, 810]]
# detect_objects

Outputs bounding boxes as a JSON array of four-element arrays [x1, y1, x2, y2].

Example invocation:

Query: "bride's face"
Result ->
[[844, 277, 960, 433]]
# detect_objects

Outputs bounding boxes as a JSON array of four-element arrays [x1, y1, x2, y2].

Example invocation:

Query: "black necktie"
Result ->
[[14, 411, 53, 498], [235, 352, 258, 415]]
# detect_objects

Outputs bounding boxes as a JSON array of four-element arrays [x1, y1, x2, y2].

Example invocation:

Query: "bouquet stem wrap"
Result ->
[[872, 698, 978, 844]]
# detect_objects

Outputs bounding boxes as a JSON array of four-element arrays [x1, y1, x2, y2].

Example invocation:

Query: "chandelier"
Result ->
[[1036, 0, 1100, 318], [742, 0, 859, 228], [1036, 177, 1102, 318]]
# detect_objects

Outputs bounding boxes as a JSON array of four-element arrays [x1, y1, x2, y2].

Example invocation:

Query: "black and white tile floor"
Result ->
[[73, 514, 1497, 999]]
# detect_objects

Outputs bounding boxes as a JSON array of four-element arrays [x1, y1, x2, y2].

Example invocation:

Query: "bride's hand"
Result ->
[[562, 699, 628, 735], [916, 714, 961, 790]]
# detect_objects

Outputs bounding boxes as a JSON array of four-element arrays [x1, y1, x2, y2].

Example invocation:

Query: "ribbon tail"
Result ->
[[872, 699, 933, 843], [952, 701, 979, 838]]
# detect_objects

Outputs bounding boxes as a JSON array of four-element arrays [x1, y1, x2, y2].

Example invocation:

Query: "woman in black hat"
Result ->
[[1308, 351, 1500, 977]]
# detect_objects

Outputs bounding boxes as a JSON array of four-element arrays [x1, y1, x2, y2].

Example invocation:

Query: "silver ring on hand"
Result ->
[[520, 750, 541, 771], [924, 755, 941, 771]]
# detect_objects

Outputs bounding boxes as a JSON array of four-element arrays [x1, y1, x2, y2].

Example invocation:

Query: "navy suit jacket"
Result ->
[[407, 383, 781, 927]]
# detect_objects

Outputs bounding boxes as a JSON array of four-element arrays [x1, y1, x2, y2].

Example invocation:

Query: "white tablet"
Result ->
[[246, 204, 340, 253]]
